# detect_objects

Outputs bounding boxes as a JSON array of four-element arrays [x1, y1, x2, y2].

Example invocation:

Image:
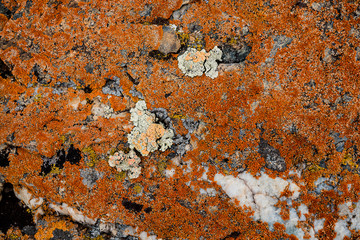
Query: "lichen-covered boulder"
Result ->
[[1, 0, 360, 239]]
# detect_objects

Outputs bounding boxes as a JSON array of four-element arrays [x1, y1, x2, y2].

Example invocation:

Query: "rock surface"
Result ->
[[0, 0, 360, 239]]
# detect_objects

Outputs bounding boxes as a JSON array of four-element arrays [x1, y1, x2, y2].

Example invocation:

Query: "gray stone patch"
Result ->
[[182, 118, 199, 134], [269, 35, 293, 59], [151, 108, 173, 130], [221, 44, 251, 64], [171, 134, 190, 156], [139, 4, 152, 17], [50, 229, 73, 240], [273, 35, 292, 49], [129, 86, 144, 99], [258, 137, 286, 172], [85, 62, 94, 74], [313, 176, 338, 195], [102, 76, 123, 97], [52, 81, 77, 95], [330, 132, 347, 152], [171, 4, 190, 20], [80, 168, 103, 189]]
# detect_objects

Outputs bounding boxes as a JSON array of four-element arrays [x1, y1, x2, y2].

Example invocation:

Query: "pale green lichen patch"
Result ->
[[177, 46, 222, 79], [108, 150, 141, 179], [204, 47, 223, 78], [128, 101, 174, 156]]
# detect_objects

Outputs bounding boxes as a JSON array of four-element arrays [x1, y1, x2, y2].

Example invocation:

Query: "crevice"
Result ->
[[122, 198, 143, 213], [0, 58, 15, 80], [40, 144, 82, 175], [0, 183, 35, 233]]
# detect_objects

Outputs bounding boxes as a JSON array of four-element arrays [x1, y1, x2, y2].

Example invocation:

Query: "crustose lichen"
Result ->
[[108, 150, 141, 179], [177, 46, 222, 79], [127, 100, 174, 156]]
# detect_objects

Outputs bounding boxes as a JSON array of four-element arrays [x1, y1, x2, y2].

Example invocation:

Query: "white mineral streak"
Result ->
[[49, 202, 96, 225], [12, 184, 158, 239], [336, 200, 360, 239], [13, 186, 44, 222], [214, 171, 317, 239]]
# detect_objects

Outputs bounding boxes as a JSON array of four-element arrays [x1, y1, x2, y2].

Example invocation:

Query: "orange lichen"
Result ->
[[0, 0, 360, 239]]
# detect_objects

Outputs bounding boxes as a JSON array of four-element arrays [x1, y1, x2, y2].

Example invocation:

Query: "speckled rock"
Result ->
[[1, 0, 360, 239]]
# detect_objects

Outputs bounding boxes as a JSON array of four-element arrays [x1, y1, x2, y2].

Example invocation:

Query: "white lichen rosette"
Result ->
[[177, 46, 222, 79], [108, 150, 142, 179], [128, 101, 174, 156]]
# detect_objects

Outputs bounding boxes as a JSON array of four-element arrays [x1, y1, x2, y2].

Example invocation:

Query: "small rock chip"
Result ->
[[158, 26, 181, 55]]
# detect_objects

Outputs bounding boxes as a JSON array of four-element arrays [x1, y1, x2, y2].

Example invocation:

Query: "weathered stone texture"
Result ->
[[1, 0, 360, 239]]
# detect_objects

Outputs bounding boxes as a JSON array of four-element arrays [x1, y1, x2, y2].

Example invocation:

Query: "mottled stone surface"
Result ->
[[0, 0, 360, 239]]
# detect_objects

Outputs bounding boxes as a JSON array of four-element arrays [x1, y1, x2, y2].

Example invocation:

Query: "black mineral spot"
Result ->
[[55, 149, 66, 169], [122, 198, 143, 213], [144, 207, 152, 213], [0, 58, 14, 80], [0, 0, 18, 19], [222, 231, 240, 240], [125, 236, 139, 240], [50, 228, 73, 240], [21, 225, 37, 237], [165, 92, 172, 98], [166, 151, 177, 159], [30, 63, 51, 84], [65, 144, 82, 165], [151, 17, 169, 25], [0, 147, 10, 167], [220, 44, 252, 63], [125, 71, 140, 85], [0, 183, 35, 233], [149, 50, 172, 60], [0, 2, 12, 18], [292, 0, 307, 10], [40, 145, 82, 175], [83, 85, 92, 93]]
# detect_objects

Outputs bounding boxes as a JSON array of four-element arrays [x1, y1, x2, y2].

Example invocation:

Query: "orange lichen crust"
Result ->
[[1, 0, 360, 239]]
